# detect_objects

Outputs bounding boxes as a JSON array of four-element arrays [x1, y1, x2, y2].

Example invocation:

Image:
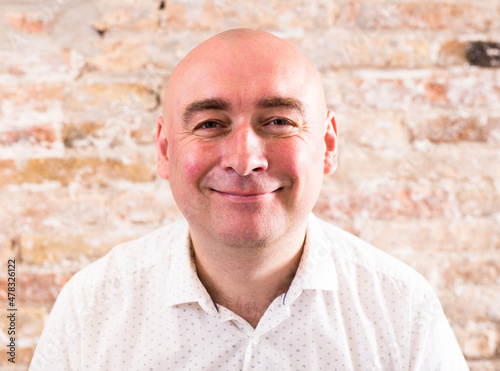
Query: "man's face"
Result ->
[[157, 31, 337, 248]]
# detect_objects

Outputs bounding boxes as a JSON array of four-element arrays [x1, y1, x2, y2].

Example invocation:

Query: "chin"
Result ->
[[215, 230, 277, 249], [213, 213, 286, 249]]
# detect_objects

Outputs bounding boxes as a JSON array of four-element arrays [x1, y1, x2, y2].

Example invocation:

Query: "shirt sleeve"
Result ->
[[29, 277, 86, 371], [409, 283, 469, 371]]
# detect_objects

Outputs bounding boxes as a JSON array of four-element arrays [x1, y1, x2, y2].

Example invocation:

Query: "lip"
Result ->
[[210, 188, 279, 200]]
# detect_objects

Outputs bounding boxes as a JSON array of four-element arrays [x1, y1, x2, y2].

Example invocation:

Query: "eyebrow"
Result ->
[[181, 96, 307, 124], [257, 96, 307, 117], [182, 98, 229, 123]]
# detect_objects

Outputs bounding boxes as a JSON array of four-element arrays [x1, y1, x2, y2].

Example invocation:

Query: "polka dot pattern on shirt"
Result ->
[[30, 215, 468, 371]]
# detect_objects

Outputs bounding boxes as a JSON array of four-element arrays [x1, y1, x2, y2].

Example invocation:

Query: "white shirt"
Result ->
[[30, 214, 468, 370]]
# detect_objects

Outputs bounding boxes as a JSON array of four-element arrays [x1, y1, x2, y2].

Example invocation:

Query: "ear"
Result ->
[[156, 116, 170, 179], [323, 110, 338, 175]]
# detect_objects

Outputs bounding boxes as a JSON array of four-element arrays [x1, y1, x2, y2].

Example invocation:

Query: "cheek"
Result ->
[[270, 139, 322, 178], [172, 142, 215, 188]]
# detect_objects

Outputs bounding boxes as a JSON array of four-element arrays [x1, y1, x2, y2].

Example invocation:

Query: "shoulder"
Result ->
[[64, 218, 189, 293], [309, 214, 430, 291]]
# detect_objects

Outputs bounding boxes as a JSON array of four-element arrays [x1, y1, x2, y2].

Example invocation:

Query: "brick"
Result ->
[[455, 322, 499, 359], [0, 265, 79, 302], [92, 8, 132, 31], [413, 143, 500, 181], [358, 218, 500, 253], [17, 271, 73, 302], [315, 31, 433, 69], [306, 29, 434, 69], [0, 185, 108, 233], [363, 248, 500, 292], [130, 113, 158, 144], [243, 0, 339, 30], [18, 231, 139, 265], [5, 12, 51, 34], [164, 1, 188, 29], [0, 110, 65, 161], [406, 110, 500, 144], [447, 73, 500, 109], [468, 360, 500, 371], [0, 234, 14, 263], [0, 48, 74, 85], [339, 2, 497, 33], [62, 121, 106, 148], [20, 234, 99, 264], [67, 83, 159, 112], [164, 0, 338, 31], [336, 109, 409, 148], [455, 180, 500, 217], [0, 83, 64, 111], [320, 70, 344, 110], [340, 69, 500, 110], [437, 40, 469, 67], [15, 224, 156, 265], [92, 1, 160, 32], [372, 141, 500, 182], [87, 41, 149, 72], [333, 144, 409, 183], [488, 114, 500, 143], [340, 70, 433, 110], [441, 285, 500, 324], [13, 304, 47, 338], [467, 42, 500, 68], [315, 186, 450, 221], [444, 254, 500, 286], [0, 125, 56, 146], [62, 112, 157, 150], [110, 185, 181, 224], [0, 157, 156, 185], [61, 119, 132, 150]]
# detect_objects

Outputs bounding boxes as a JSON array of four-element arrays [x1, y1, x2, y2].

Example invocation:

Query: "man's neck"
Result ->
[[191, 224, 307, 328]]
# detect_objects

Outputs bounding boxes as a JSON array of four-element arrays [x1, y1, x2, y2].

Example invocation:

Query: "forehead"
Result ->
[[163, 32, 325, 124], [170, 55, 315, 118]]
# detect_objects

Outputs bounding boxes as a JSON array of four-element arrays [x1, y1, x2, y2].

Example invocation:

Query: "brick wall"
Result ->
[[1, 0, 499, 369]]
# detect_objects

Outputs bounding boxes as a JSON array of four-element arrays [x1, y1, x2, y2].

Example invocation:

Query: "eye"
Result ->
[[261, 117, 298, 137], [198, 121, 221, 129], [269, 118, 292, 126], [193, 120, 229, 138]]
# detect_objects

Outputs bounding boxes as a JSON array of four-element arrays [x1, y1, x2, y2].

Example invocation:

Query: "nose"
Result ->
[[221, 125, 268, 176]]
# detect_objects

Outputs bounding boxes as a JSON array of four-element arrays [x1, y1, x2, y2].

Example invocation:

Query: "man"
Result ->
[[30, 29, 468, 370]]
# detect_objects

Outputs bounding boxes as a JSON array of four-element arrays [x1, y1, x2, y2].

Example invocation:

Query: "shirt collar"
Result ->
[[163, 213, 339, 309], [282, 213, 339, 305], [163, 219, 217, 313]]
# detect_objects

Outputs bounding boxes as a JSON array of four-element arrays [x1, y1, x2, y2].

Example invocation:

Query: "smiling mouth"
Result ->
[[210, 188, 281, 198]]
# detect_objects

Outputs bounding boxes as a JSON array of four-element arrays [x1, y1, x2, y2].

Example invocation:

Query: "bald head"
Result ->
[[163, 29, 327, 121], [156, 28, 338, 249]]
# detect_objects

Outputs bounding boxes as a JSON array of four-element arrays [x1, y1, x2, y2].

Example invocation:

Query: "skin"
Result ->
[[157, 29, 338, 328]]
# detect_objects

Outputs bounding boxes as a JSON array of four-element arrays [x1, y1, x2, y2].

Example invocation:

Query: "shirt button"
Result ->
[[285, 307, 291, 316], [252, 338, 260, 345]]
